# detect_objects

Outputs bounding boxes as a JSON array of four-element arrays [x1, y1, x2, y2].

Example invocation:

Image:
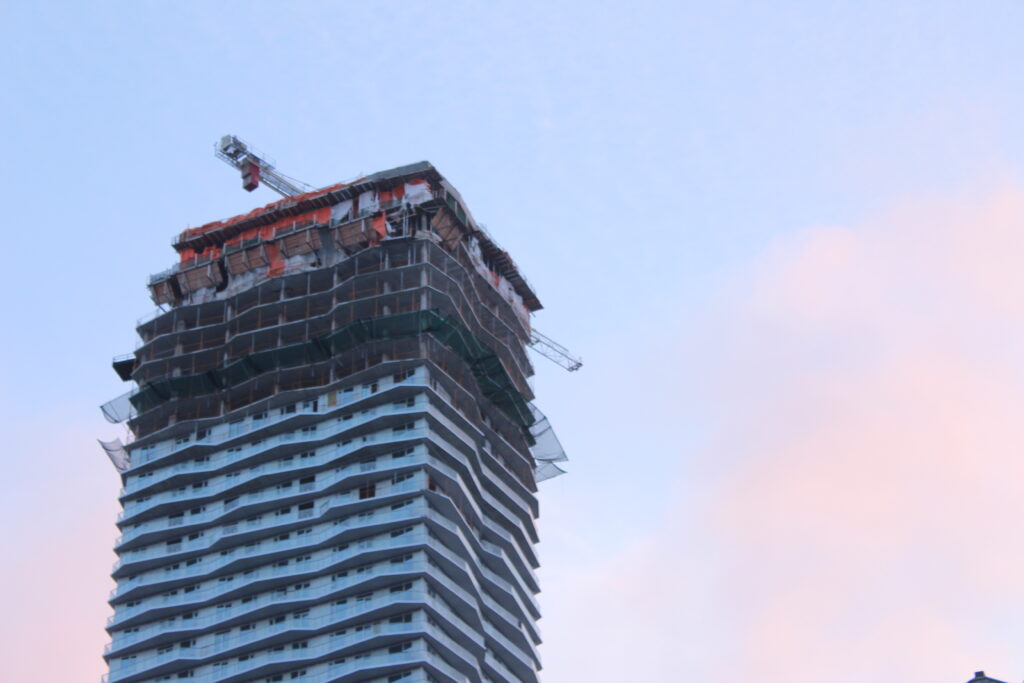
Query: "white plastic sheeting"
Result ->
[[357, 190, 379, 215], [330, 199, 353, 222], [404, 182, 433, 205], [529, 404, 568, 482], [99, 438, 130, 472], [101, 390, 137, 423]]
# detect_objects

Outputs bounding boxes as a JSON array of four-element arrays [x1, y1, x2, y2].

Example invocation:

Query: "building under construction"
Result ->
[[99, 153, 570, 683]]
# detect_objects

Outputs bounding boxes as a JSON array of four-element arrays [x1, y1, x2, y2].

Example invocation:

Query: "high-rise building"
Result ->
[[99, 162, 568, 683]]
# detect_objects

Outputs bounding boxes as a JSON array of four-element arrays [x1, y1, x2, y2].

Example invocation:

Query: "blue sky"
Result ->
[[2, 2, 1024, 681]]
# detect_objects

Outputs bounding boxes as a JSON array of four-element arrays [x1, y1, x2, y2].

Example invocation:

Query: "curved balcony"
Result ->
[[107, 596, 486, 683]]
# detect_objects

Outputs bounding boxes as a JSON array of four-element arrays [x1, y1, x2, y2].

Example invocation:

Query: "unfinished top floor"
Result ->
[[148, 162, 541, 325]]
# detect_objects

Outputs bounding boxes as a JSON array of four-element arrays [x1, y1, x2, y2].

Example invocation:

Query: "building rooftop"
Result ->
[[166, 161, 541, 311]]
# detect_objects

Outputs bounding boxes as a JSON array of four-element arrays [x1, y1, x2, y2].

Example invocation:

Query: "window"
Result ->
[[388, 641, 412, 654], [389, 613, 413, 623], [359, 458, 376, 472], [280, 404, 296, 415], [390, 526, 413, 538], [391, 499, 413, 510], [392, 472, 413, 484], [389, 582, 413, 593], [358, 483, 376, 500], [393, 369, 415, 383]]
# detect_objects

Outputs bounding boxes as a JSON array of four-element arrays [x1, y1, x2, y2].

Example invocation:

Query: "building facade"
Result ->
[[100, 163, 566, 683]]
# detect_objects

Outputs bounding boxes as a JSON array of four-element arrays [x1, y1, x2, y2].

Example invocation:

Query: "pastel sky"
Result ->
[[2, 2, 1023, 681]]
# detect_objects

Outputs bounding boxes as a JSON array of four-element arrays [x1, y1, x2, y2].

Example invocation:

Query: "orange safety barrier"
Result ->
[[371, 214, 387, 239], [180, 207, 333, 263], [266, 242, 284, 276]]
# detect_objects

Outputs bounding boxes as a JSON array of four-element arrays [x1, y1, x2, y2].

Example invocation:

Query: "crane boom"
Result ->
[[215, 135, 313, 198], [529, 329, 583, 372]]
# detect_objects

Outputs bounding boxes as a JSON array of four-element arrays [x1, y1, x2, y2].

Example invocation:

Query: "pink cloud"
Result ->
[[0, 420, 120, 682], [541, 182, 1024, 682]]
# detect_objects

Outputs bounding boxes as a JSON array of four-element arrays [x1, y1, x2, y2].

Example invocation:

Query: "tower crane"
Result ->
[[215, 135, 314, 197], [213, 135, 582, 372]]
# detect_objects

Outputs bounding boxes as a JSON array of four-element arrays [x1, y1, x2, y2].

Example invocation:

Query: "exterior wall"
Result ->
[[106, 195, 546, 681], [106, 365, 541, 682]]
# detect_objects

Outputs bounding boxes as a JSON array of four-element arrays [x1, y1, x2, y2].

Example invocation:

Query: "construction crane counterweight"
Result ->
[[215, 135, 313, 198]]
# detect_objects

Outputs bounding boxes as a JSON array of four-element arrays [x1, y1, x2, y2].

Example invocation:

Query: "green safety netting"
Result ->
[[130, 309, 534, 427]]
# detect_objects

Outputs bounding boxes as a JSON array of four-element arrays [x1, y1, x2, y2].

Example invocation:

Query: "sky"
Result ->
[[2, 2, 1023, 681]]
